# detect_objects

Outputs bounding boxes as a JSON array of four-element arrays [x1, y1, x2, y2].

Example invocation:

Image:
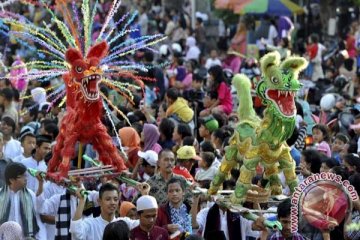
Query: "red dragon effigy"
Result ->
[[47, 41, 128, 180], [0, 0, 166, 180]]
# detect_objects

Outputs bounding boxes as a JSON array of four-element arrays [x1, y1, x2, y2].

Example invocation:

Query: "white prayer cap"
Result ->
[[0, 221, 23, 240], [195, 11, 208, 21], [137, 150, 158, 167], [19, 125, 35, 141], [136, 195, 158, 211], [30, 87, 46, 106], [320, 94, 335, 111], [186, 37, 196, 47], [159, 44, 169, 56], [171, 43, 182, 53]]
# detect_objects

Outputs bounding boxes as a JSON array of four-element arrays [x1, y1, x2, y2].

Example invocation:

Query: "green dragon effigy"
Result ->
[[209, 51, 308, 204]]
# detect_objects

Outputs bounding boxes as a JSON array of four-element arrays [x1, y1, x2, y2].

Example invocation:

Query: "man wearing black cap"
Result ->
[[13, 127, 36, 163], [21, 101, 39, 125], [22, 134, 52, 193]]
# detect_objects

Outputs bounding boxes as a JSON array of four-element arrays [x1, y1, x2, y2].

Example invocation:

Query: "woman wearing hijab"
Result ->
[[119, 127, 141, 169], [141, 123, 162, 154], [0, 221, 23, 240]]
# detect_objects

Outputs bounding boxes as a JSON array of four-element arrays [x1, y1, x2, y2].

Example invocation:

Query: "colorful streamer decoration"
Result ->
[[0, 0, 165, 180]]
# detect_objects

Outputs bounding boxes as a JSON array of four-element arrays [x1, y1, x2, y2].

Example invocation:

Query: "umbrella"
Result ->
[[215, 0, 304, 16], [238, 0, 304, 15]]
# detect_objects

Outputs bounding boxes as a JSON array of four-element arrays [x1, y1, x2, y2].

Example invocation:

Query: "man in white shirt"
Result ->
[[22, 134, 52, 238], [255, 16, 278, 56], [1, 116, 22, 160], [267, 24, 278, 47], [70, 182, 150, 240], [22, 134, 52, 193], [13, 127, 36, 163], [138, 5, 148, 36], [185, 36, 201, 62], [312, 37, 326, 81], [0, 162, 46, 239], [36, 176, 98, 240], [205, 50, 222, 69], [39, 181, 65, 240], [164, 13, 175, 40]]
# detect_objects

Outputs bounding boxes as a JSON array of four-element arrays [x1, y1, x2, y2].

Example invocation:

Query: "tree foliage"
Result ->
[[208, 0, 239, 25], [353, 0, 360, 5]]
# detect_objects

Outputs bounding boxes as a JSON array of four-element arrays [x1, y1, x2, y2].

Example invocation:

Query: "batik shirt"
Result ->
[[269, 231, 309, 240], [146, 173, 193, 205], [346, 210, 360, 240], [169, 203, 192, 234]]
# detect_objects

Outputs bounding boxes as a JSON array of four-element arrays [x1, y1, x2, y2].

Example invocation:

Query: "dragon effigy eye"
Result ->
[[75, 66, 83, 73], [271, 76, 279, 84]]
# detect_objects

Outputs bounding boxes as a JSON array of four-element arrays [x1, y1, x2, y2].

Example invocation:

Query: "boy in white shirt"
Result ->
[[1, 116, 22, 160], [205, 50, 221, 69], [70, 182, 150, 240], [0, 162, 46, 239], [13, 126, 36, 163], [36, 175, 98, 240], [195, 152, 218, 188], [22, 135, 51, 193]]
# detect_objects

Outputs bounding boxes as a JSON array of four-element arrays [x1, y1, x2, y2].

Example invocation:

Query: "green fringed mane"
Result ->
[[258, 106, 295, 148]]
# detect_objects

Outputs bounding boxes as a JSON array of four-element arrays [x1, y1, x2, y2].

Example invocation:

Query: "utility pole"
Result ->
[[191, 0, 196, 29]]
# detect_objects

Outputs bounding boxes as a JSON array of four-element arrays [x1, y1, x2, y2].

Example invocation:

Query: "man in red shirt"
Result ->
[[173, 145, 202, 182], [130, 195, 169, 240]]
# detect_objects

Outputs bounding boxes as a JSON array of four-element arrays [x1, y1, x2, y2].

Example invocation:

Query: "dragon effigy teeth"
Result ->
[[279, 103, 284, 112]]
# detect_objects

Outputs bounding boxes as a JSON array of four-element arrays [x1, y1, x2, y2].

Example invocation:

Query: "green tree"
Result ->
[[352, 0, 360, 5], [209, 0, 239, 25]]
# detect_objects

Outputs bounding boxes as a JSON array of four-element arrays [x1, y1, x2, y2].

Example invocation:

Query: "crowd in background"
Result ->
[[1, 0, 360, 240]]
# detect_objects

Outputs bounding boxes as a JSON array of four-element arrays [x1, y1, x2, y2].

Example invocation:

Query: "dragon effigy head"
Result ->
[[65, 41, 108, 101], [256, 52, 308, 118]]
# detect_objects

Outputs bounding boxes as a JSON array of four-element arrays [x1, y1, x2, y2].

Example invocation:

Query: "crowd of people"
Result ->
[[1, 0, 360, 240]]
